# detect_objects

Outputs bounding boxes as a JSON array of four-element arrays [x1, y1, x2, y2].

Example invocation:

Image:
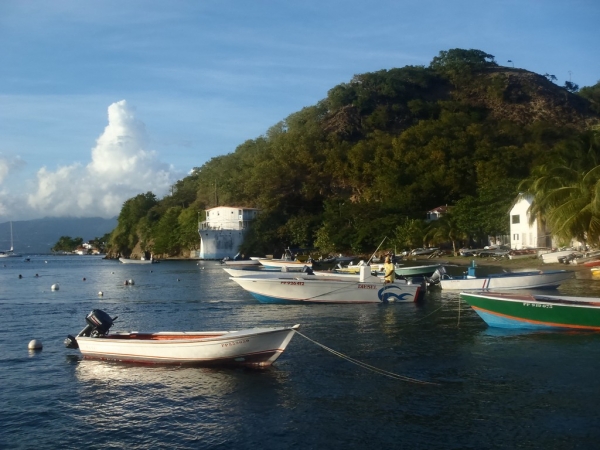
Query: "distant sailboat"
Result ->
[[0, 222, 20, 258]]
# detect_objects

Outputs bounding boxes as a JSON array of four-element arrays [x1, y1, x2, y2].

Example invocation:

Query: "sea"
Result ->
[[1, 255, 600, 450]]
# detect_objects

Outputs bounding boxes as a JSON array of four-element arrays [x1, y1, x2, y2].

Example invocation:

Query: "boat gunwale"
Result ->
[[77, 325, 300, 344], [461, 291, 600, 308]]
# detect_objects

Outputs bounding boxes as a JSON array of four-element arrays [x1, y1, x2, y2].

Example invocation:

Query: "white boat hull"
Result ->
[[258, 259, 312, 270], [230, 275, 423, 303], [119, 257, 154, 264], [224, 267, 356, 278], [541, 250, 578, 264], [223, 260, 260, 266], [439, 270, 573, 290], [75, 326, 298, 366]]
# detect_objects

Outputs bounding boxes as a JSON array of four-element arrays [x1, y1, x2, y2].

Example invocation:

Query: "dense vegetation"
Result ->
[[52, 234, 111, 253], [107, 49, 600, 258]]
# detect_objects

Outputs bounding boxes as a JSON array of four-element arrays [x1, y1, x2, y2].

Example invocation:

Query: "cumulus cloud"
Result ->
[[26, 100, 179, 218], [0, 155, 25, 185]]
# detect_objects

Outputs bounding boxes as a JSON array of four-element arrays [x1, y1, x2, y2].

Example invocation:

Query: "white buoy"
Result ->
[[98, 291, 103, 296], [28, 339, 43, 350], [51, 283, 59, 291], [128, 279, 135, 285]]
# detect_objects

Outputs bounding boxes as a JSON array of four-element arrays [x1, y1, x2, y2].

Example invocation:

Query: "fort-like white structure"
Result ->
[[198, 206, 259, 259]]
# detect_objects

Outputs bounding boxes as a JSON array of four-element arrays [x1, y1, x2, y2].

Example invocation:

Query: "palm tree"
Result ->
[[519, 131, 600, 247], [424, 213, 466, 256]]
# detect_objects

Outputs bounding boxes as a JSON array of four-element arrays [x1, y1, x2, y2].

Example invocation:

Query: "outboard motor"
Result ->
[[426, 267, 446, 286], [301, 265, 314, 275], [64, 309, 117, 349]]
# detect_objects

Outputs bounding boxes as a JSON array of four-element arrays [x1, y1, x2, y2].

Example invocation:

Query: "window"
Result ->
[[513, 234, 519, 240], [511, 215, 520, 224]]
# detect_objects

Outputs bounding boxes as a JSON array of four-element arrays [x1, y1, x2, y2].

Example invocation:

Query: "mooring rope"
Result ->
[[411, 304, 444, 324], [293, 330, 439, 385]]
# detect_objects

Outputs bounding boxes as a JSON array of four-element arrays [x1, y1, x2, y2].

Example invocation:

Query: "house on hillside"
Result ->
[[198, 206, 260, 259], [426, 205, 450, 222], [509, 194, 551, 249]]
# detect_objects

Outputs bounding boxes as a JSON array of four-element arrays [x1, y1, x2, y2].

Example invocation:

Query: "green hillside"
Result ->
[[107, 49, 600, 258]]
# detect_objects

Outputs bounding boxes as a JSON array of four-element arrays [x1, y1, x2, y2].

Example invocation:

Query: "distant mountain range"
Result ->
[[0, 217, 117, 254]]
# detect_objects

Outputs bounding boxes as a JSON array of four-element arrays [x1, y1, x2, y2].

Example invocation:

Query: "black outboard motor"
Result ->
[[64, 309, 117, 349], [301, 265, 314, 275]]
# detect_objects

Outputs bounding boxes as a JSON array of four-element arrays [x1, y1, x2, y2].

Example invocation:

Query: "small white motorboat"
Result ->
[[427, 261, 573, 290], [119, 255, 156, 264], [230, 266, 425, 304], [65, 310, 298, 367]]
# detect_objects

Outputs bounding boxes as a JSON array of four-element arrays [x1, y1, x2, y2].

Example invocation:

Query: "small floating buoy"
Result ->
[[18, 274, 22, 279], [45, 261, 48, 263], [28, 339, 43, 350], [111, 271, 115, 274], [128, 279, 135, 285], [98, 291, 103, 296], [51, 283, 59, 291], [35, 274, 39, 277], [177, 278, 180, 282], [82, 277, 86, 281]]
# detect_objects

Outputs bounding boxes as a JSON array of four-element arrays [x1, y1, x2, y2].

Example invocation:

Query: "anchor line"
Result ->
[[411, 305, 444, 324], [293, 330, 439, 385]]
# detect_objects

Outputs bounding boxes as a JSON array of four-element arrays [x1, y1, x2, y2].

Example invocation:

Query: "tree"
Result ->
[[51, 236, 84, 253], [564, 81, 579, 93], [519, 131, 600, 247], [425, 213, 466, 256], [391, 218, 426, 251]]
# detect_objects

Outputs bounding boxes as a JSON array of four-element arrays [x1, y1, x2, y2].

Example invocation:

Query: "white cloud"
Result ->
[[26, 100, 180, 218], [0, 155, 25, 185]]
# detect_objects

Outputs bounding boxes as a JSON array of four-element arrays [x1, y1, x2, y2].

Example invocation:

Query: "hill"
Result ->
[[105, 48, 600, 259], [0, 217, 117, 254]]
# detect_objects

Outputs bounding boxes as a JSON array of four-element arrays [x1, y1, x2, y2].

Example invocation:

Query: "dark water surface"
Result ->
[[1, 256, 600, 449]]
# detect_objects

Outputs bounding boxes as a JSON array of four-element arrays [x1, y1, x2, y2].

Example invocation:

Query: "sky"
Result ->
[[0, 0, 599, 222]]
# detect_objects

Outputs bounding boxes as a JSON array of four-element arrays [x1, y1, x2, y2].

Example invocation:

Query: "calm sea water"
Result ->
[[1, 256, 600, 449]]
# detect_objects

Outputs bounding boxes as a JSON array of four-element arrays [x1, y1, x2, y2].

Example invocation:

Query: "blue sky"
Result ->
[[0, 0, 599, 221]]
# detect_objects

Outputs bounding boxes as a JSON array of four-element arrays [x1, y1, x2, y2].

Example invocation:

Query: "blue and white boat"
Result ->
[[428, 261, 573, 290], [230, 266, 424, 304]]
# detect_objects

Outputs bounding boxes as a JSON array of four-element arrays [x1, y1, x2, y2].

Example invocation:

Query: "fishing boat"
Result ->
[[394, 264, 442, 278], [65, 309, 298, 367], [507, 249, 538, 260], [333, 260, 369, 274], [230, 266, 424, 304], [224, 266, 361, 279], [427, 261, 573, 290], [460, 291, 600, 330], [258, 248, 312, 270], [540, 249, 580, 264], [119, 255, 155, 264]]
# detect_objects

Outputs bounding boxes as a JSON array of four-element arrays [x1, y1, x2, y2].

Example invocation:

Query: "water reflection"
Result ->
[[70, 359, 295, 447]]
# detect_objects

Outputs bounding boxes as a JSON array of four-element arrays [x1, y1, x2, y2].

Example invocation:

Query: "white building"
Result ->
[[426, 205, 450, 222], [509, 194, 551, 249], [198, 206, 259, 259]]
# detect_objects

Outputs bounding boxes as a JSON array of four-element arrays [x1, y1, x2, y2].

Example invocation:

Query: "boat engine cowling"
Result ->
[[426, 267, 446, 286], [84, 309, 115, 336]]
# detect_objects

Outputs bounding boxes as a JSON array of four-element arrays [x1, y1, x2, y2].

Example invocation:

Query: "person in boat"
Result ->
[[384, 256, 395, 284]]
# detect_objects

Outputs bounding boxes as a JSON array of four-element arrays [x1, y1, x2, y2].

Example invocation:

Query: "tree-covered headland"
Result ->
[[107, 49, 600, 258]]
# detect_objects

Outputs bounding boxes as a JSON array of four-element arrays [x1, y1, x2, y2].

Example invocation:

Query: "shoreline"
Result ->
[[410, 254, 593, 274]]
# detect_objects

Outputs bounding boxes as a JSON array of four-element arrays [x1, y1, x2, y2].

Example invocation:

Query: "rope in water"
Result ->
[[293, 330, 439, 385]]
